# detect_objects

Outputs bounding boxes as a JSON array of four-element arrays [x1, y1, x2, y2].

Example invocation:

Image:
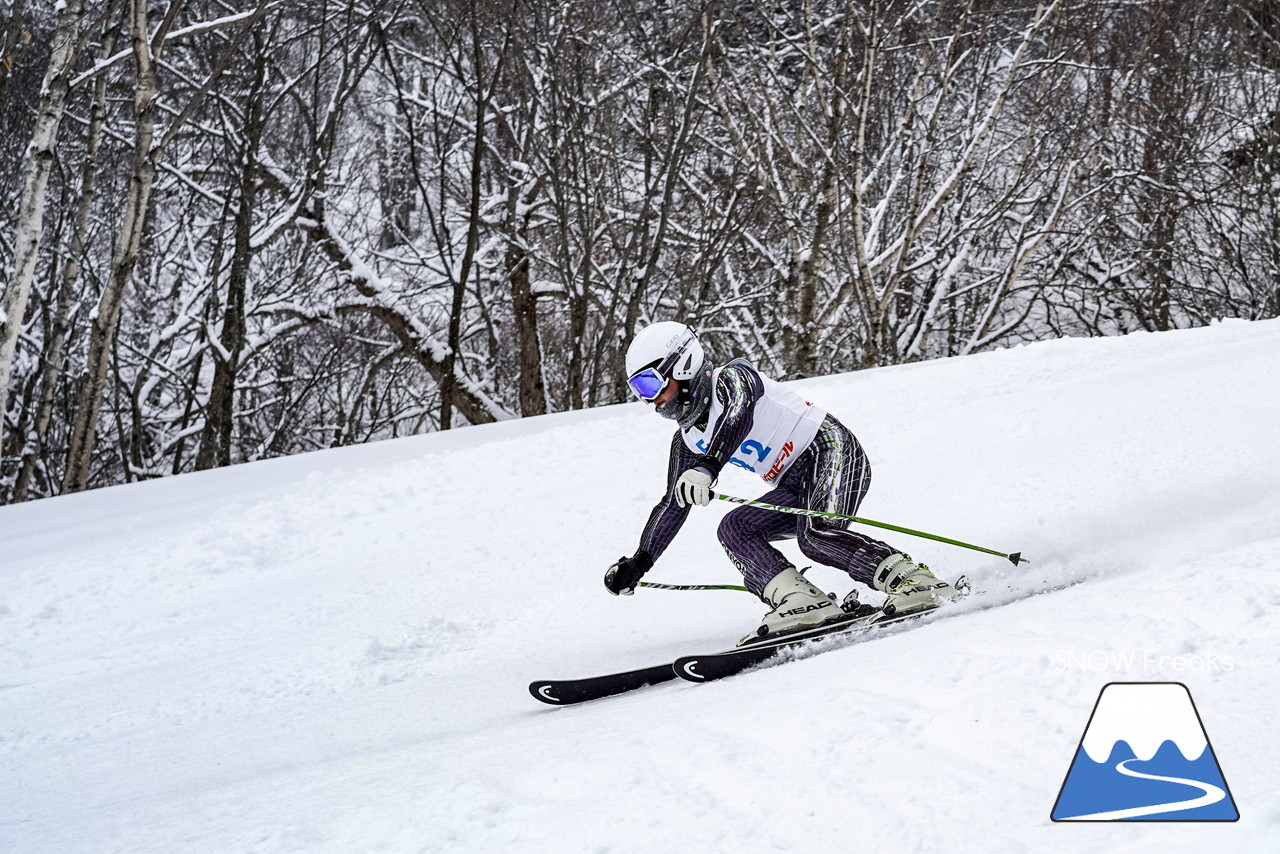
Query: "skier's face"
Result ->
[[649, 378, 678, 409]]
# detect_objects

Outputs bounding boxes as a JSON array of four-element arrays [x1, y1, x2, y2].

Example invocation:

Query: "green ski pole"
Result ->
[[714, 492, 1029, 566], [637, 581, 751, 592]]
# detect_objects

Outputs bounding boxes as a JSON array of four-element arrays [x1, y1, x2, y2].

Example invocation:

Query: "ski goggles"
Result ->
[[627, 367, 669, 401]]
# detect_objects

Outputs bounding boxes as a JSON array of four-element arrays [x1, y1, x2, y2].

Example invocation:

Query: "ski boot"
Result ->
[[871, 553, 958, 616], [740, 566, 844, 645]]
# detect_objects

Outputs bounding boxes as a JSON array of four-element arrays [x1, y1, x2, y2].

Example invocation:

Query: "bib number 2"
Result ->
[[695, 439, 773, 473]]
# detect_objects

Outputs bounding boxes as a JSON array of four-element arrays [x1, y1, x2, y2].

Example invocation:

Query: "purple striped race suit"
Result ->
[[636, 362, 897, 596]]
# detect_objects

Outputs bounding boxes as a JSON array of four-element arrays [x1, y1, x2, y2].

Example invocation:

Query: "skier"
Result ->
[[604, 321, 959, 642]]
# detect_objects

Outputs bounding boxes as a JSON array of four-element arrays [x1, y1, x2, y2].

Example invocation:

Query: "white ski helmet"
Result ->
[[625, 321, 713, 426], [625, 321, 705, 385]]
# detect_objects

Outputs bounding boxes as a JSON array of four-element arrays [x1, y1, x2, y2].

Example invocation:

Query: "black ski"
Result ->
[[528, 613, 881, 705], [674, 605, 941, 684], [530, 662, 678, 706], [533, 579, 971, 703]]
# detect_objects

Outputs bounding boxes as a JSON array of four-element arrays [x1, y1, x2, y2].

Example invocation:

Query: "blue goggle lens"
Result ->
[[628, 368, 668, 401]]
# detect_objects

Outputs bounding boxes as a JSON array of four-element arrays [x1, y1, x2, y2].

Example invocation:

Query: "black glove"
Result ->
[[604, 551, 654, 596]]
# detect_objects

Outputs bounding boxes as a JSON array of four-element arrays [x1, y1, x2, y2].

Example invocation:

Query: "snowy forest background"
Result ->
[[0, 0, 1277, 504]]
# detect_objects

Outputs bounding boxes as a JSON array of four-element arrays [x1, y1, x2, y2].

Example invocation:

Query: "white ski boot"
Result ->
[[871, 553, 956, 616], [742, 566, 843, 644]]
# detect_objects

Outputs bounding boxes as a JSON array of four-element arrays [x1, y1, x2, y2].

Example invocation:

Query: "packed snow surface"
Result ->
[[3, 319, 1280, 853]]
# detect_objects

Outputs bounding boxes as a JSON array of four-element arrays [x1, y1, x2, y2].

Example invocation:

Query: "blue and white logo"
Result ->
[[1051, 682, 1238, 821]]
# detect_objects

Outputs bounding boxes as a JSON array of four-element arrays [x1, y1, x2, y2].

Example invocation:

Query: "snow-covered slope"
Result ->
[[3, 319, 1279, 853]]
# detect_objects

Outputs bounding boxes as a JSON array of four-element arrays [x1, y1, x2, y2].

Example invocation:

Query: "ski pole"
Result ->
[[714, 492, 1029, 565], [638, 581, 751, 592]]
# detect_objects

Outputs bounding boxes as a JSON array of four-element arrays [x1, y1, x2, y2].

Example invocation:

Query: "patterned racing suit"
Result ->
[[636, 359, 897, 595]]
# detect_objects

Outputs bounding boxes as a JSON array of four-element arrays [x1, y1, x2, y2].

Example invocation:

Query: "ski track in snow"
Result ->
[[3, 318, 1280, 853]]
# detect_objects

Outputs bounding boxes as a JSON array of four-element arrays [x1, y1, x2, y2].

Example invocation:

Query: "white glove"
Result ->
[[675, 466, 716, 508]]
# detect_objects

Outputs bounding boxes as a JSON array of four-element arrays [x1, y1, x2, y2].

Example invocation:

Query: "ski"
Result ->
[[529, 661, 678, 706], [673, 606, 933, 684], [673, 574, 973, 684], [529, 611, 885, 705], [533, 578, 971, 704]]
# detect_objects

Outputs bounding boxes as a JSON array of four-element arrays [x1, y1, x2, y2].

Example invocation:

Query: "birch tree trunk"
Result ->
[[0, 0, 85, 457], [61, 0, 272, 491], [12, 18, 117, 501], [62, 0, 160, 493]]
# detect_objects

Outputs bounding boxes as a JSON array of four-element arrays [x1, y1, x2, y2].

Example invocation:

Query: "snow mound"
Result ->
[[3, 319, 1279, 853]]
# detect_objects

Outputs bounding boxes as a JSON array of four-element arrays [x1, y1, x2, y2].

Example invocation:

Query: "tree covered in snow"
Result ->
[[0, 0, 1277, 502]]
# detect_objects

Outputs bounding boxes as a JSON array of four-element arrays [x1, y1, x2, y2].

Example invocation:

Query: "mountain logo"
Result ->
[[1051, 682, 1239, 821]]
